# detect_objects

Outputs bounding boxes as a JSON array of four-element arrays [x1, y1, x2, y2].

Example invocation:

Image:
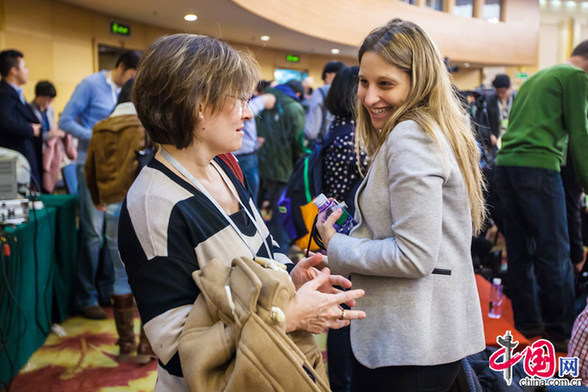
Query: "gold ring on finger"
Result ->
[[339, 309, 346, 320]]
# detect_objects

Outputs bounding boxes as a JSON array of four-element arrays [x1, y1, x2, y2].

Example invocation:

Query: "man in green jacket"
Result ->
[[496, 41, 588, 352], [257, 80, 305, 252]]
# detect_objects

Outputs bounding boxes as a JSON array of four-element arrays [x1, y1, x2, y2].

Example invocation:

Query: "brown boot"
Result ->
[[136, 323, 156, 365], [112, 294, 136, 362]]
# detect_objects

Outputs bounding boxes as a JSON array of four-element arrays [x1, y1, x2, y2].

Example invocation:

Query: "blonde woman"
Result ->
[[316, 19, 486, 391]]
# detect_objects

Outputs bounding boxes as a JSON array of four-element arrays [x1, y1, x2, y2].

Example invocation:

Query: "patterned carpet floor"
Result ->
[[4, 307, 327, 392], [6, 308, 157, 392]]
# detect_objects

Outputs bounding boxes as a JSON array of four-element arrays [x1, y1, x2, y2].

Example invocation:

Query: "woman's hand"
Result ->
[[285, 268, 366, 334], [315, 207, 343, 250], [290, 252, 355, 306], [290, 252, 329, 289]]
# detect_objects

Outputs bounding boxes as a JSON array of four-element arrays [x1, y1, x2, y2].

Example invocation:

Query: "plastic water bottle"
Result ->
[[313, 193, 356, 234], [488, 278, 503, 319]]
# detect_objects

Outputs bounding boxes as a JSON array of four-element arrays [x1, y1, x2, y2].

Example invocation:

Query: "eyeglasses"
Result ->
[[229, 94, 253, 110]]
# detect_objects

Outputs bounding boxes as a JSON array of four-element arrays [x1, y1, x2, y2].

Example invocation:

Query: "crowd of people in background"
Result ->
[[1, 17, 588, 390]]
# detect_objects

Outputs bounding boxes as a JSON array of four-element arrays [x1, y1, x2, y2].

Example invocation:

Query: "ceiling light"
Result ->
[[331, 48, 340, 54], [566, 0, 577, 7], [582, 1, 588, 8], [260, 35, 270, 41], [184, 14, 197, 22], [551, 0, 562, 7]]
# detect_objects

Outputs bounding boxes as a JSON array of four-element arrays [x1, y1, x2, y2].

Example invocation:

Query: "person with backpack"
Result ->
[[304, 61, 346, 142], [317, 19, 486, 391]]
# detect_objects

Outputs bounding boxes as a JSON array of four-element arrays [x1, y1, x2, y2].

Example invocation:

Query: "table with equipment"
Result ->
[[0, 194, 78, 388]]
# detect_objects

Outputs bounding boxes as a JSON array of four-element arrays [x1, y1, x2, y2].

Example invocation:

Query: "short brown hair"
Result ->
[[133, 34, 259, 149], [115, 50, 142, 71], [0, 49, 23, 79], [571, 40, 588, 58]]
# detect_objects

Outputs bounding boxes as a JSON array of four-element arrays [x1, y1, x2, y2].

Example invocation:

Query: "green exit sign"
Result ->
[[286, 54, 300, 63], [110, 22, 131, 37], [515, 71, 528, 80]]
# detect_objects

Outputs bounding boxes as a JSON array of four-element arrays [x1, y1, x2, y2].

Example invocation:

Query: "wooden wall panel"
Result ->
[[450, 67, 483, 91], [539, 20, 562, 70]]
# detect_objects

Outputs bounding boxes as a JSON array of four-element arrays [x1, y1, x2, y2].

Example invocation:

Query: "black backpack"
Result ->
[[278, 127, 360, 251], [277, 140, 325, 248]]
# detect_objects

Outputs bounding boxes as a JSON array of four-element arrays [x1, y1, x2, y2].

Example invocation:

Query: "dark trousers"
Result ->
[[327, 325, 351, 392], [350, 356, 461, 392], [497, 165, 575, 339], [74, 164, 114, 309]]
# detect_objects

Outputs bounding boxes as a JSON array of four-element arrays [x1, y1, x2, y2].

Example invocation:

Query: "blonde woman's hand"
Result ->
[[285, 268, 365, 334], [315, 207, 343, 250]]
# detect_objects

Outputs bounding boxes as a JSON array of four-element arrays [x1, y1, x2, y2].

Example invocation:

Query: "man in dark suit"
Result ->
[[475, 74, 515, 235], [0, 49, 42, 189], [480, 74, 515, 147]]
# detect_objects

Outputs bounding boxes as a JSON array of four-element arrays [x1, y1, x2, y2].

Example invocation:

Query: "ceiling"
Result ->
[[59, 0, 358, 58]]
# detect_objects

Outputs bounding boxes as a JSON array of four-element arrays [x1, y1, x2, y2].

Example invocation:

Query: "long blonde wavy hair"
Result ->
[[356, 19, 486, 233]]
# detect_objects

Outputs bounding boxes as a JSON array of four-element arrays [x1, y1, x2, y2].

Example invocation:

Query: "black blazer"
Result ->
[[485, 93, 500, 138], [484, 92, 516, 138], [0, 80, 42, 188]]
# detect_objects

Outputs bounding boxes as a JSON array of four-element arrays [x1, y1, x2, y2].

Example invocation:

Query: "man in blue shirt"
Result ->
[[0, 49, 42, 188], [59, 50, 141, 319]]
